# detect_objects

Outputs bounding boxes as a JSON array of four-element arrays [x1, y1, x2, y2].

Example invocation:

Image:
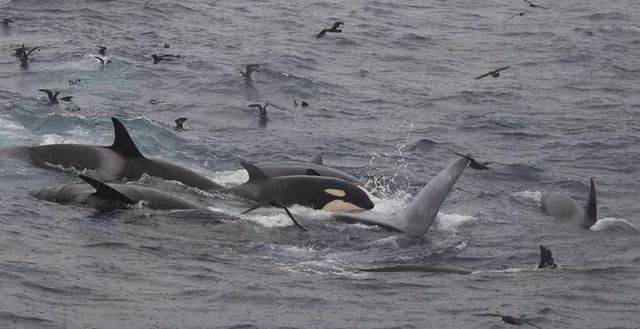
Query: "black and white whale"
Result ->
[[227, 161, 374, 212], [32, 175, 203, 210], [254, 153, 358, 183], [541, 178, 597, 229], [332, 156, 470, 236], [8, 117, 224, 191]]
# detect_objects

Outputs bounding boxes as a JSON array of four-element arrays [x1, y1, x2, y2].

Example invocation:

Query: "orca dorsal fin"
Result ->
[[537, 245, 557, 269], [310, 153, 323, 165], [306, 169, 321, 176], [109, 117, 144, 158], [584, 178, 597, 228], [240, 161, 269, 182], [78, 175, 136, 204]]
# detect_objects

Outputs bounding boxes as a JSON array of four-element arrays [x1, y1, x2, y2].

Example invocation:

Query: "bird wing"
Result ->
[[26, 47, 39, 56], [175, 118, 187, 124], [60, 96, 73, 101], [38, 89, 53, 99], [494, 65, 511, 73], [94, 56, 105, 64], [474, 72, 491, 80], [332, 22, 344, 29], [317, 29, 328, 38]]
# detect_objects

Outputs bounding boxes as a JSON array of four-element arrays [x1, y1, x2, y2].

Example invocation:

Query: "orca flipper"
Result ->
[[109, 117, 144, 158], [310, 153, 323, 165], [240, 161, 269, 182], [584, 178, 597, 228], [78, 175, 136, 204]]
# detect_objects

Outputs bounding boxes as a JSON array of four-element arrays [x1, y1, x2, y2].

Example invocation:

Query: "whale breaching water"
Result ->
[[174, 117, 187, 131], [240, 64, 259, 80], [472, 314, 543, 328], [317, 22, 344, 38], [38, 89, 72, 105], [152, 54, 181, 64], [542, 178, 598, 229], [523, 0, 549, 9], [475, 66, 511, 79]]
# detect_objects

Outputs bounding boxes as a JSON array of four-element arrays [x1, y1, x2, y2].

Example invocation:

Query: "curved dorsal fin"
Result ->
[[584, 178, 597, 228], [306, 169, 321, 176], [109, 117, 144, 158], [240, 161, 268, 182], [310, 153, 323, 165], [78, 175, 136, 204]]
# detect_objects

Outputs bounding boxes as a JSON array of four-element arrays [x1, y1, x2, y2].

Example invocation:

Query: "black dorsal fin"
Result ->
[[240, 161, 269, 182], [306, 169, 321, 176], [109, 117, 144, 158], [537, 245, 557, 269], [78, 175, 136, 204], [310, 153, 323, 165], [584, 178, 597, 228]]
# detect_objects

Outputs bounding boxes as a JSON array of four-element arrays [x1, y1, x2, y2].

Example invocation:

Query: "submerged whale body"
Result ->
[[31, 175, 202, 210], [227, 161, 373, 212], [254, 154, 358, 183], [332, 157, 470, 236], [9, 117, 224, 191], [542, 178, 597, 228]]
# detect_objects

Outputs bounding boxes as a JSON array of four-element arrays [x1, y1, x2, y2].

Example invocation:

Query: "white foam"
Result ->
[[590, 217, 638, 231], [40, 134, 82, 145], [512, 190, 543, 205], [434, 212, 475, 233], [212, 169, 248, 187]]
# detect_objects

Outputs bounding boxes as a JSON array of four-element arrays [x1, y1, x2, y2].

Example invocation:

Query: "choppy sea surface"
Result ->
[[1, 0, 639, 328]]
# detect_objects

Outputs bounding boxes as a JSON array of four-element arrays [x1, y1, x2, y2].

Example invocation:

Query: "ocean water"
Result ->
[[1, 0, 639, 328]]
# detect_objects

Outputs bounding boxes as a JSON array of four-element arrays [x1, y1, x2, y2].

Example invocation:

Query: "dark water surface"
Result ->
[[1, 0, 639, 328]]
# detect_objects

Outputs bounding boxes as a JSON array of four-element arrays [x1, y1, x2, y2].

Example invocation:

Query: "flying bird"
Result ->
[[474, 65, 511, 79], [38, 89, 60, 105], [523, 0, 549, 9], [19, 46, 39, 66], [174, 117, 187, 131], [506, 12, 527, 21], [240, 64, 259, 80], [248, 103, 268, 118], [317, 21, 344, 38], [473, 314, 543, 329]]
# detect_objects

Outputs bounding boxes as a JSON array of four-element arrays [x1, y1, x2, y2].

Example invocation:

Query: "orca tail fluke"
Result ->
[[584, 178, 597, 228]]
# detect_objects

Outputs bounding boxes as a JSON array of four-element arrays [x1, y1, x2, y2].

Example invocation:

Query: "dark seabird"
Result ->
[[452, 152, 490, 170], [164, 43, 170, 48], [523, 0, 549, 9], [38, 89, 60, 105], [472, 314, 543, 329], [248, 103, 268, 118], [2, 18, 14, 26], [149, 99, 159, 105], [240, 64, 259, 80], [506, 12, 527, 21], [537, 245, 557, 269], [152, 54, 181, 64], [19, 46, 39, 65], [68, 79, 81, 85], [94, 56, 112, 67], [474, 65, 511, 80], [60, 96, 73, 102], [317, 21, 344, 38], [175, 117, 187, 131], [301, 101, 309, 107], [14, 44, 27, 58], [98, 46, 107, 56]]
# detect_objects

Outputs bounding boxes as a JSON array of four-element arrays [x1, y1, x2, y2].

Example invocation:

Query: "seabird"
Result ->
[[164, 43, 170, 48], [175, 117, 187, 130], [152, 54, 181, 64], [38, 89, 60, 105], [149, 99, 159, 105], [240, 64, 259, 80], [452, 152, 490, 170], [14, 44, 28, 58], [317, 21, 344, 38], [523, 0, 549, 9], [60, 96, 73, 102], [506, 12, 527, 21], [94, 56, 112, 67], [19, 46, 39, 65], [2, 18, 14, 26], [98, 46, 107, 56], [301, 101, 309, 107], [68, 79, 81, 85], [472, 314, 543, 329], [248, 103, 268, 118], [474, 65, 511, 79]]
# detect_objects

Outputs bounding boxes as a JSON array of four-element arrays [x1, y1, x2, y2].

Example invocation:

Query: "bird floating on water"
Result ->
[[240, 64, 259, 80], [19, 46, 39, 67], [174, 117, 187, 131], [472, 314, 543, 329], [474, 66, 511, 80], [39, 89, 73, 105], [317, 22, 344, 38]]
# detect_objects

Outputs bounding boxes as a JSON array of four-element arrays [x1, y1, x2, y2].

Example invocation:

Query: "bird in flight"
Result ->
[[474, 66, 511, 79], [506, 12, 527, 21], [317, 22, 344, 38]]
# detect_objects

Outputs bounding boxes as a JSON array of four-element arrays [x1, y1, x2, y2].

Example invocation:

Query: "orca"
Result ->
[[9, 117, 224, 191], [31, 175, 202, 210], [541, 178, 597, 229], [227, 161, 373, 212], [254, 153, 358, 183], [331, 156, 470, 236], [537, 245, 557, 269]]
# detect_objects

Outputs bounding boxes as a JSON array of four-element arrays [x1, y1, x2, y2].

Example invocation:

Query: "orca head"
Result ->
[[319, 180, 374, 212]]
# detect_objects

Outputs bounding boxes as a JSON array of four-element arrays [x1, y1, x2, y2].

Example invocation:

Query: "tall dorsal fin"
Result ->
[[109, 117, 144, 158], [537, 245, 557, 269], [306, 169, 321, 176], [240, 161, 269, 182], [584, 178, 597, 228], [310, 153, 323, 165], [78, 175, 136, 204]]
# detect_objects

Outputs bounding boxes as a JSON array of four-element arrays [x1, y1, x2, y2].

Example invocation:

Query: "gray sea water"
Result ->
[[1, 0, 639, 328]]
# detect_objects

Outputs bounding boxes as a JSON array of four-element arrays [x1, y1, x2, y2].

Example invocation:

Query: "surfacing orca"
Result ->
[[331, 156, 470, 236], [227, 161, 373, 212], [541, 178, 597, 229], [32, 175, 202, 210], [537, 245, 557, 269], [254, 153, 358, 183], [9, 118, 224, 191]]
